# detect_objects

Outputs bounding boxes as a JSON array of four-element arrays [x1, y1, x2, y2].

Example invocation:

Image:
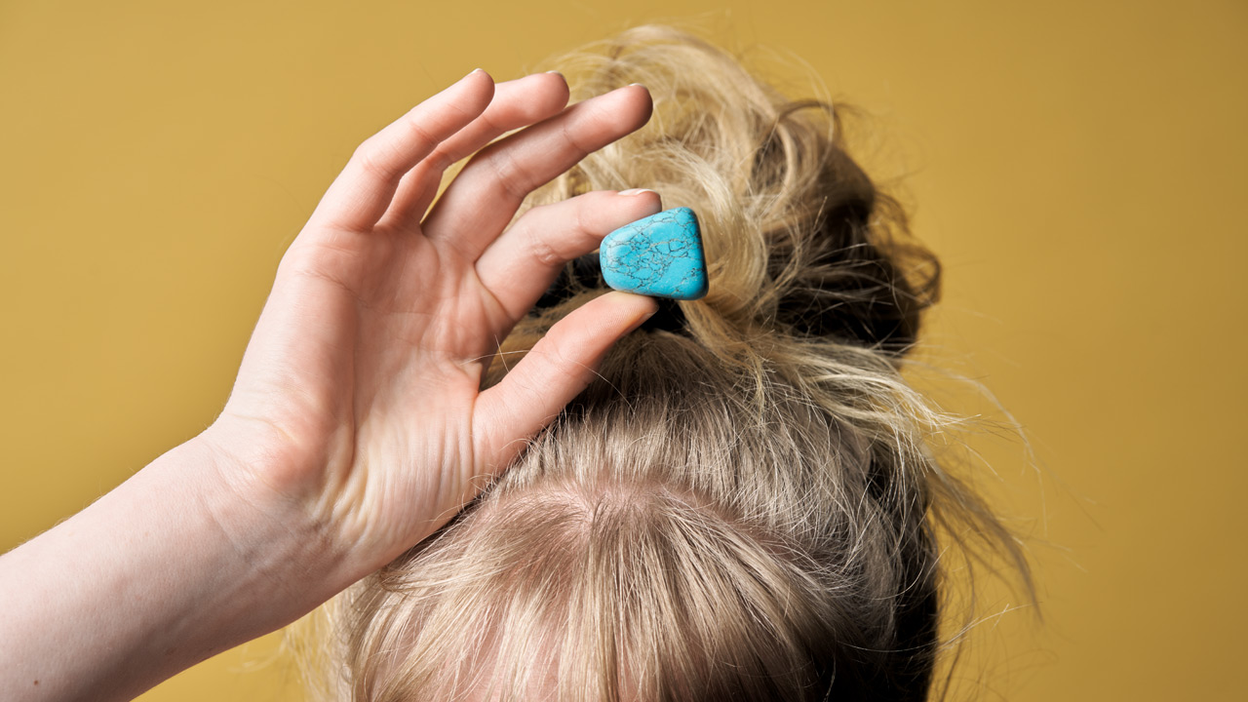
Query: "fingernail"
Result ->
[[619, 188, 658, 197], [545, 70, 565, 78], [625, 299, 660, 333], [467, 68, 485, 78], [627, 82, 647, 89]]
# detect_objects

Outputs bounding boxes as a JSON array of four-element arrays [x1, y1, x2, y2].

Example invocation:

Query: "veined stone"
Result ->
[[599, 207, 708, 300]]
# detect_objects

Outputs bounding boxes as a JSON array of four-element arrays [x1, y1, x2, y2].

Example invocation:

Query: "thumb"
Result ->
[[471, 291, 658, 473]]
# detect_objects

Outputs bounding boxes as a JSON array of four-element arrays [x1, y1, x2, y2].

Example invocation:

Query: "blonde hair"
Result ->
[[294, 25, 1028, 702]]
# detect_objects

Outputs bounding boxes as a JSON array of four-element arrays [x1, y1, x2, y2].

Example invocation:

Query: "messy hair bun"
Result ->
[[547, 28, 939, 358], [302, 26, 1028, 702]]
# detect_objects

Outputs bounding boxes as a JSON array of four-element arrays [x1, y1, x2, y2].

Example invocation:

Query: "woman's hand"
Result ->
[[0, 68, 661, 702], [206, 69, 660, 586]]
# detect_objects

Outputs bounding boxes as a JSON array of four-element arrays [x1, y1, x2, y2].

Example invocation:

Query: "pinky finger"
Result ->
[[470, 292, 658, 473]]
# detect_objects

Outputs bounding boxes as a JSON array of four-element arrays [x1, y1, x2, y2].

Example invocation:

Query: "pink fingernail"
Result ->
[[624, 299, 660, 333], [619, 188, 658, 196]]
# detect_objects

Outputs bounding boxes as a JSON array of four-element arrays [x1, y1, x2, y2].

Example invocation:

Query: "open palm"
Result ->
[[211, 70, 659, 581]]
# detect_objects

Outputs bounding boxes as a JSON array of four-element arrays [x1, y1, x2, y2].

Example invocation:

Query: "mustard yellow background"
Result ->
[[2, 1, 1244, 700]]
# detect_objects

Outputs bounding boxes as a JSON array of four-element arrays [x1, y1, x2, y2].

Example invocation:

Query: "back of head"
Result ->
[[299, 26, 1021, 702]]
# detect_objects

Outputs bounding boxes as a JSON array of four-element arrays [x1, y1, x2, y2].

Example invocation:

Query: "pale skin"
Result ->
[[0, 69, 661, 702]]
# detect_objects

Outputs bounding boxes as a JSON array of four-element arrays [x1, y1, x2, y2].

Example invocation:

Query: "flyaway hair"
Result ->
[[291, 25, 1031, 702]]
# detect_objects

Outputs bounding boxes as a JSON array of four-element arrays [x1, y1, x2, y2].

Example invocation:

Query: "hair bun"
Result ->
[[770, 184, 940, 357], [528, 28, 941, 361]]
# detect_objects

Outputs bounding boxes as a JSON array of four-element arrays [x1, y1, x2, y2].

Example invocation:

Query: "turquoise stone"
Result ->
[[599, 207, 708, 300]]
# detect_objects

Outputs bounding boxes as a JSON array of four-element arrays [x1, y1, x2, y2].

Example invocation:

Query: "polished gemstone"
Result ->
[[599, 207, 708, 300]]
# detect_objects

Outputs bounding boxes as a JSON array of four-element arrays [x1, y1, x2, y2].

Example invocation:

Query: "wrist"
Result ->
[[193, 419, 354, 611], [0, 429, 348, 702]]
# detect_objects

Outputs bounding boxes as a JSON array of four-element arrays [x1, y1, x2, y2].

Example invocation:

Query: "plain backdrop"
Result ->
[[2, 1, 1244, 700]]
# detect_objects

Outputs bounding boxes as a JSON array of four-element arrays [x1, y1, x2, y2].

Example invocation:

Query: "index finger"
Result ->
[[307, 69, 496, 233]]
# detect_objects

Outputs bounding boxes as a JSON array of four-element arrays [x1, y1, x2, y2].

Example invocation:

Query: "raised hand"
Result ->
[[0, 68, 666, 702], [207, 69, 661, 585]]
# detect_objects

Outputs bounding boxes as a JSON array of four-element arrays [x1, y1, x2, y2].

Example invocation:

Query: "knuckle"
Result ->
[[353, 139, 397, 181], [401, 114, 439, 152], [488, 150, 538, 202], [527, 340, 571, 384], [571, 201, 595, 246], [528, 233, 564, 268], [517, 197, 600, 268], [423, 146, 454, 175], [559, 116, 593, 158]]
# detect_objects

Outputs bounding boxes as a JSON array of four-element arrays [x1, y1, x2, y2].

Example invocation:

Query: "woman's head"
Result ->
[[296, 25, 1023, 702]]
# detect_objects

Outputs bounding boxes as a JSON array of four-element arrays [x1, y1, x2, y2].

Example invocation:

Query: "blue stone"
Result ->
[[599, 207, 708, 300]]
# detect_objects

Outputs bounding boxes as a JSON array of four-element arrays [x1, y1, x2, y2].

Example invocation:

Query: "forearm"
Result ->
[[0, 431, 341, 702], [0, 69, 657, 702]]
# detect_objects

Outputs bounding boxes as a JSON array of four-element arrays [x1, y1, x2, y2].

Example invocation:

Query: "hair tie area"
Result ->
[[534, 254, 691, 335], [534, 208, 706, 333]]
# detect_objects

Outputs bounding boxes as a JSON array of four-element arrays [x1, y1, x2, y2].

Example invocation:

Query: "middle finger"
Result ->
[[421, 84, 652, 259], [377, 72, 571, 232]]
